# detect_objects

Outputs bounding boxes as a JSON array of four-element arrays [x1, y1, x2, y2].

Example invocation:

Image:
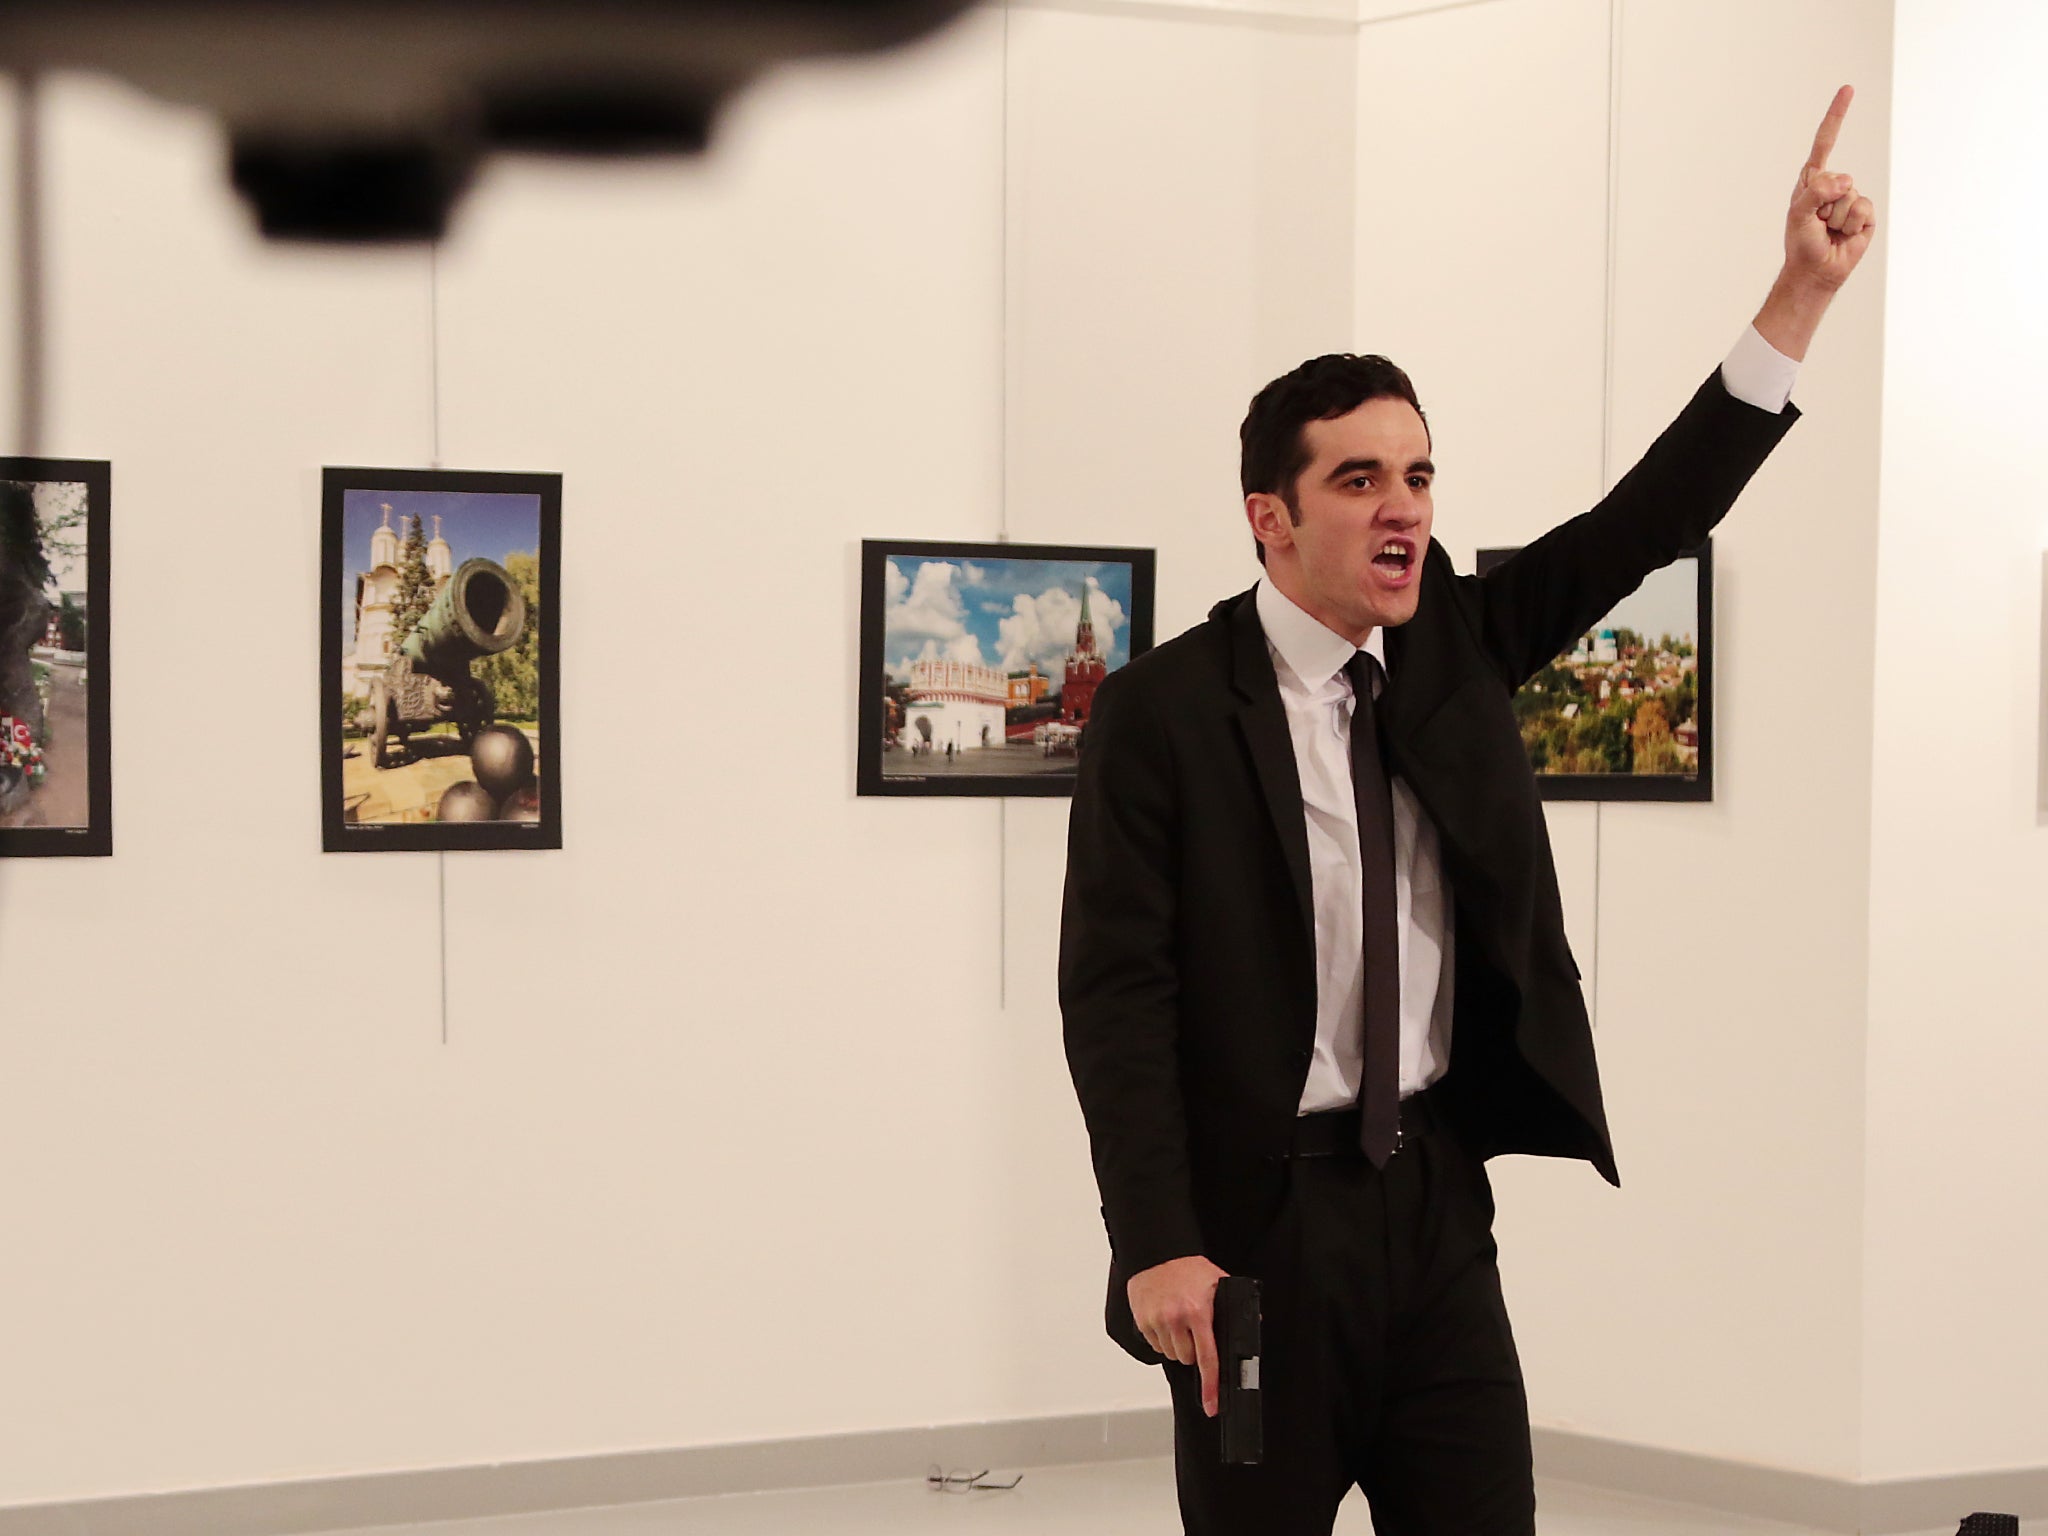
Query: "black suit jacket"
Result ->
[[1059, 370, 1799, 1361]]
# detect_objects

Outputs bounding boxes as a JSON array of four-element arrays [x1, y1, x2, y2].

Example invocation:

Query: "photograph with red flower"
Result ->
[[0, 460, 111, 858]]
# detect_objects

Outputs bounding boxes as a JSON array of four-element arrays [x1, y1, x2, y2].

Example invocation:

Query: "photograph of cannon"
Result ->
[[363, 556, 527, 770], [321, 468, 562, 852], [0, 459, 112, 858]]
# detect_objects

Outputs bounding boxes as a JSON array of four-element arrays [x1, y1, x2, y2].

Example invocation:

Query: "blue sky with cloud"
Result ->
[[883, 556, 1135, 681]]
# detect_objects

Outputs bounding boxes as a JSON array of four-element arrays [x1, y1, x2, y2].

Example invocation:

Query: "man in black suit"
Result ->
[[1060, 90, 1876, 1536]]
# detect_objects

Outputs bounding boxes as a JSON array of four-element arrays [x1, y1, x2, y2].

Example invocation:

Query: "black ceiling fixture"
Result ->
[[0, 0, 977, 241]]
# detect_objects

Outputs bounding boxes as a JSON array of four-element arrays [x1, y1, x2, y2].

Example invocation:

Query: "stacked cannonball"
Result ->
[[435, 725, 541, 822]]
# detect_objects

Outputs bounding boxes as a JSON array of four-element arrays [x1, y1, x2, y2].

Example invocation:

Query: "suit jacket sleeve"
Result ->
[[1059, 666, 1205, 1277], [1467, 368, 1800, 688]]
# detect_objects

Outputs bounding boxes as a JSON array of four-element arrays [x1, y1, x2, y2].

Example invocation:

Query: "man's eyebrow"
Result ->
[[1324, 456, 1435, 484]]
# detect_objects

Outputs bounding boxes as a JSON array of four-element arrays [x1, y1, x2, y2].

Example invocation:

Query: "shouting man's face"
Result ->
[[1247, 395, 1434, 644]]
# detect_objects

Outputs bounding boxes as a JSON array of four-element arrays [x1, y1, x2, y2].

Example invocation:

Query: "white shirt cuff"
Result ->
[[1720, 324, 1800, 413]]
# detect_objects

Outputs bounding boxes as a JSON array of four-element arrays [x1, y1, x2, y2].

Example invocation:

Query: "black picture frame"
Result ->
[[1475, 541, 1714, 802], [0, 458, 112, 858], [858, 539, 1157, 798], [321, 467, 563, 852]]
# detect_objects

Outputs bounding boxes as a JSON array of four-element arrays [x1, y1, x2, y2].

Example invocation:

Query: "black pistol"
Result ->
[[1214, 1275, 1263, 1466]]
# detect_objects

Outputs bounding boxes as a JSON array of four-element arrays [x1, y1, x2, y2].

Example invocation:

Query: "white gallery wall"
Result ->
[[0, 0, 2044, 1518], [1865, 0, 2048, 1480], [0, 1, 1362, 1507]]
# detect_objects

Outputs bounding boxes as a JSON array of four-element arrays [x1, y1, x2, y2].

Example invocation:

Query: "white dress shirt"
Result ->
[[1258, 578, 1455, 1112], [1267, 327, 1798, 1117]]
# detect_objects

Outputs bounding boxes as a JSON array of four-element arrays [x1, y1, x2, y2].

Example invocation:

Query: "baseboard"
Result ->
[[9, 1413, 2042, 1536], [1532, 1426, 2048, 1535], [0, 1408, 1178, 1536]]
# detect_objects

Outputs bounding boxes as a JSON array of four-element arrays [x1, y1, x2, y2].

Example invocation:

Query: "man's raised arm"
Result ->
[[1470, 85, 1878, 686]]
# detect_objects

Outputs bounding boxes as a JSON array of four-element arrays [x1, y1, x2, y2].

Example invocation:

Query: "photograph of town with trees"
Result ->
[[1478, 545, 1713, 801]]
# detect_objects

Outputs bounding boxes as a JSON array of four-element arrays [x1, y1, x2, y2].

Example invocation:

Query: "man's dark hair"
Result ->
[[1239, 353, 1427, 565]]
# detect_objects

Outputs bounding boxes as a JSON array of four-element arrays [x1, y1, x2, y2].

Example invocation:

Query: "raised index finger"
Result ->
[[1806, 84, 1854, 171]]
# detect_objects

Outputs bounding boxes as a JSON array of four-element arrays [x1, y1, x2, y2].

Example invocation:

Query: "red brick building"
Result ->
[[1061, 584, 1108, 725]]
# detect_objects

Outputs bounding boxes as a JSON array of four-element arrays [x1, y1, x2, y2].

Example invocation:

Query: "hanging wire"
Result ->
[[429, 244, 451, 1044], [0, 77, 44, 926], [997, 0, 1012, 1010], [14, 74, 44, 459], [438, 849, 450, 1045], [1600, 0, 1622, 503], [429, 244, 444, 471], [1586, 0, 1624, 1031]]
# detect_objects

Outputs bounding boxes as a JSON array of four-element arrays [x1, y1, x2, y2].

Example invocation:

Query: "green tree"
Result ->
[[56, 593, 86, 651], [389, 516, 435, 655], [883, 675, 915, 743], [1667, 674, 1698, 730], [1569, 704, 1629, 773], [1637, 737, 1686, 775], [26, 480, 87, 571], [473, 550, 541, 721], [1630, 698, 1674, 773], [0, 482, 54, 774]]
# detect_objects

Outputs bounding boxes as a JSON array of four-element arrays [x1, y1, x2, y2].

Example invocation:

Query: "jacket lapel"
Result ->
[[1221, 589, 1316, 942], [1378, 545, 1465, 759], [1381, 547, 1532, 963]]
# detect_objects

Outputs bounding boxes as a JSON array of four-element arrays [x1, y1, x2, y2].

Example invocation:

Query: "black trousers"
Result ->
[[1164, 1106, 1534, 1536]]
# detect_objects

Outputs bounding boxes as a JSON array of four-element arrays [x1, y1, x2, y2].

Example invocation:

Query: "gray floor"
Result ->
[[341, 1457, 1968, 1536]]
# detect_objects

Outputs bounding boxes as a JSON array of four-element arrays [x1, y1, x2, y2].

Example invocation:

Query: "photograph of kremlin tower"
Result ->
[[857, 540, 1155, 798]]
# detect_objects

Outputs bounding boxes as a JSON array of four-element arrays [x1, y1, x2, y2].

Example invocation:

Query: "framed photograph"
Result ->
[[322, 467, 561, 852], [0, 459, 112, 857], [1476, 541, 1714, 802], [858, 539, 1156, 797]]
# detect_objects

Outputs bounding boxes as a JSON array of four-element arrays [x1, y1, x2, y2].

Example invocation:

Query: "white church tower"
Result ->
[[343, 506, 464, 700], [343, 504, 404, 698], [428, 514, 453, 585]]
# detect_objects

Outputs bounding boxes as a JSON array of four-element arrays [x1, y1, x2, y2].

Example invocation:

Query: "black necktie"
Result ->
[[1342, 651, 1401, 1167]]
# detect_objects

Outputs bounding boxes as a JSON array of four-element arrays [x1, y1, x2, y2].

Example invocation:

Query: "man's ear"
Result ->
[[1245, 492, 1293, 559]]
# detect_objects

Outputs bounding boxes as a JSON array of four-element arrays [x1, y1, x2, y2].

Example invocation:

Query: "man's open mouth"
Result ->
[[1372, 540, 1416, 576]]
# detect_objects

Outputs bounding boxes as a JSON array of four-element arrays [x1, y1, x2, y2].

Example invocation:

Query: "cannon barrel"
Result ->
[[400, 557, 526, 682]]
